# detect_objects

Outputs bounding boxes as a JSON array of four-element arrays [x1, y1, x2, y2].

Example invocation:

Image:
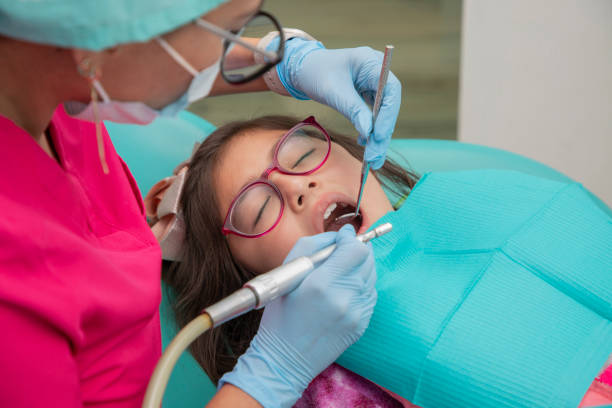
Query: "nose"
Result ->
[[270, 173, 318, 213]]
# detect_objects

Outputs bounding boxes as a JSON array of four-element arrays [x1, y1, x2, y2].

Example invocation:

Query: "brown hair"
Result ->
[[163, 115, 418, 384]]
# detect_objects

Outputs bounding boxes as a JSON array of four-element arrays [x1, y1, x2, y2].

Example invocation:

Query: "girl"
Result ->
[[148, 115, 612, 408]]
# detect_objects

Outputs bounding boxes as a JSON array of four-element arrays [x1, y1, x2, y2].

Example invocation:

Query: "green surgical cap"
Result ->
[[0, 0, 227, 50]]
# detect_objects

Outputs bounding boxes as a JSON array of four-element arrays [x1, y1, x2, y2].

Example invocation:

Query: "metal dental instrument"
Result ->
[[352, 45, 394, 219], [204, 222, 393, 327]]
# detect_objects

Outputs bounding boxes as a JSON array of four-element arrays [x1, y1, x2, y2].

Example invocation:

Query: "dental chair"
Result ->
[[106, 111, 611, 408]]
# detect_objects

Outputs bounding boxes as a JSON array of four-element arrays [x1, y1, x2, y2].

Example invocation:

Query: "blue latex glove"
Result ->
[[218, 225, 377, 408], [273, 37, 401, 170]]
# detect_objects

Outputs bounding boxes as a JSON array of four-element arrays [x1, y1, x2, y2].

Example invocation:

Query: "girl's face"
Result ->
[[214, 127, 393, 273]]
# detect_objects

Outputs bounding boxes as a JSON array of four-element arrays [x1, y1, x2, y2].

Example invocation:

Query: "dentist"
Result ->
[[0, 0, 401, 407]]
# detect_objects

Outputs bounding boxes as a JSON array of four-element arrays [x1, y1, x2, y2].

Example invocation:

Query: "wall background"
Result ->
[[459, 0, 612, 205]]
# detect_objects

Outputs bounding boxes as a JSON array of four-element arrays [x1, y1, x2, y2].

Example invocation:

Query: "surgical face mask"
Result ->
[[65, 37, 221, 125]]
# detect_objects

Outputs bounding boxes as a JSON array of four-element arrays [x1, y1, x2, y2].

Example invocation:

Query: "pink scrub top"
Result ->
[[0, 106, 162, 407]]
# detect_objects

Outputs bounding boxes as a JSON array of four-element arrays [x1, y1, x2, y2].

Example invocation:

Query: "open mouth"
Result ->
[[322, 202, 363, 232]]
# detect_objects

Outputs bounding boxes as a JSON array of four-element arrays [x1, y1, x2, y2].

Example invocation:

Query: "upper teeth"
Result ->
[[323, 203, 337, 220]]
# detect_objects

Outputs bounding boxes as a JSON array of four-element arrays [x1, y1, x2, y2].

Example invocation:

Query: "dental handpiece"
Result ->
[[203, 222, 392, 328]]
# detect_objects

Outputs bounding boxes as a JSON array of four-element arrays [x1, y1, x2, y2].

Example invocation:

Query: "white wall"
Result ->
[[459, 0, 612, 206]]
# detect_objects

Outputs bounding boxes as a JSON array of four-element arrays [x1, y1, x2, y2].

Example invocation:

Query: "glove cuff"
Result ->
[[278, 38, 325, 100], [256, 29, 316, 97], [218, 326, 314, 408], [257, 33, 325, 100]]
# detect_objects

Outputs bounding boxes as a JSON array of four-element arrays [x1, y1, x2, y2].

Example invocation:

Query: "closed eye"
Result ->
[[253, 195, 272, 228], [292, 148, 316, 169]]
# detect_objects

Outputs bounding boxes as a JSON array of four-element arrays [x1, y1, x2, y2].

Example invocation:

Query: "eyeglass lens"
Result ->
[[230, 183, 282, 236], [220, 12, 283, 84], [229, 125, 329, 235]]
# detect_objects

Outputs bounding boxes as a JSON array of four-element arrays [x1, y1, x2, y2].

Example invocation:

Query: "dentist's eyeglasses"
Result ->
[[222, 117, 331, 238], [196, 11, 284, 85]]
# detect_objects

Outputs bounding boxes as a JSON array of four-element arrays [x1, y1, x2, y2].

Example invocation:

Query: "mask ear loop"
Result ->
[[78, 58, 110, 174]]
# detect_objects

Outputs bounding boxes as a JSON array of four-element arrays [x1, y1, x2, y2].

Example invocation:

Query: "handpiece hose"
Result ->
[[142, 223, 392, 408]]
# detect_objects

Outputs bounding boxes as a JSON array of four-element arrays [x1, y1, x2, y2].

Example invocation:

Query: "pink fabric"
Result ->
[[580, 363, 612, 407], [599, 363, 612, 386], [297, 364, 612, 407], [0, 106, 162, 407], [297, 362, 612, 408], [295, 364, 411, 408], [580, 382, 612, 407]]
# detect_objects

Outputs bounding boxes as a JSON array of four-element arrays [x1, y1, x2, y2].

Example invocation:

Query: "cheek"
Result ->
[[324, 149, 362, 181], [102, 45, 192, 106], [228, 223, 302, 274]]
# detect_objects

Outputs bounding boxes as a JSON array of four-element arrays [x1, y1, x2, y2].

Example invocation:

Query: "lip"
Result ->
[[311, 192, 369, 235]]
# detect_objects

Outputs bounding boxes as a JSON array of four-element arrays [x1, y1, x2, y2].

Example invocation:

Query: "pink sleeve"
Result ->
[[0, 303, 82, 407]]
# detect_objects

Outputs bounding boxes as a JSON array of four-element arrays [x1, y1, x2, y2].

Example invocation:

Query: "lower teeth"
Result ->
[[326, 213, 362, 232], [336, 212, 357, 220]]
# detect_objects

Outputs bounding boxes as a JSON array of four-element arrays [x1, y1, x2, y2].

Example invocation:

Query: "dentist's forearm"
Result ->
[[208, 72, 268, 96], [206, 384, 263, 408], [208, 37, 270, 96]]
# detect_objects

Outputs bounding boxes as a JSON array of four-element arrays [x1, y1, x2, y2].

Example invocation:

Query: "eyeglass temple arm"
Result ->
[[195, 18, 278, 61]]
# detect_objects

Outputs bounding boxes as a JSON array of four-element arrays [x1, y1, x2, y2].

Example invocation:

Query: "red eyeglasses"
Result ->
[[222, 116, 331, 238]]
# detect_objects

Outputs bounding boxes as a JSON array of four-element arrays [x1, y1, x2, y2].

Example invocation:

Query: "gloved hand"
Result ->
[[273, 38, 401, 170], [218, 225, 377, 408]]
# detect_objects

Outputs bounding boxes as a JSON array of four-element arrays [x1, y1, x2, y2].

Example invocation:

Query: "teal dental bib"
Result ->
[[338, 169, 612, 408]]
